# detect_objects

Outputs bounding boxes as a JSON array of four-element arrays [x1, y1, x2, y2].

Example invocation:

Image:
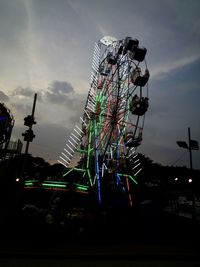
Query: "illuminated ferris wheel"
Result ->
[[0, 103, 14, 146], [58, 36, 150, 206]]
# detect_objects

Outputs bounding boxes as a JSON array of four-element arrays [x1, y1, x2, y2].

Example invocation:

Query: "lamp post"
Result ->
[[22, 93, 37, 155], [176, 127, 199, 219], [176, 127, 199, 170]]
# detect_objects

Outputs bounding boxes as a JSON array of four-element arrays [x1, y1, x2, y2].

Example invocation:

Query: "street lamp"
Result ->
[[176, 127, 199, 219], [176, 127, 199, 170]]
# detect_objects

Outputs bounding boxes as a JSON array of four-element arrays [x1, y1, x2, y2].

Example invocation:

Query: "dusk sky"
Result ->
[[0, 0, 200, 169]]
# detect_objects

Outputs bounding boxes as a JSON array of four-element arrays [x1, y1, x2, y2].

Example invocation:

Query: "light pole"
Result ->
[[176, 127, 199, 219], [176, 127, 199, 170], [22, 93, 37, 155]]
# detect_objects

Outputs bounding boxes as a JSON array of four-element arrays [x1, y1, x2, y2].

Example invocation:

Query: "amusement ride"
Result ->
[[57, 35, 150, 207], [0, 103, 14, 158]]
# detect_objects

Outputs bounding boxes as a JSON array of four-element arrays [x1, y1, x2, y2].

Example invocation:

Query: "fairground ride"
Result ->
[[58, 36, 150, 207], [0, 103, 14, 158]]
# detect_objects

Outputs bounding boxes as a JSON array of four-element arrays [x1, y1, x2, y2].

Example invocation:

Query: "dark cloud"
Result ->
[[45, 81, 74, 104], [0, 90, 9, 101], [49, 81, 74, 94], [12, 86, 35, 97], [12, 86, 42, 102]]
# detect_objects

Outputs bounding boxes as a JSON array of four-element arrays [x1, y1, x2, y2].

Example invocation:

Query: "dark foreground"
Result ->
[[0, 208, 200, 267]]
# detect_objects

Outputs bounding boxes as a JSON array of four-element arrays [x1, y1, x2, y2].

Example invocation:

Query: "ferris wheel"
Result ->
[[0, 103, 14, 146], [58, 36, 150, 206]]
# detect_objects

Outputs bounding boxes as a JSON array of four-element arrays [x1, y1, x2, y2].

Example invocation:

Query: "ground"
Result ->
[[0, 210, 200, 266]]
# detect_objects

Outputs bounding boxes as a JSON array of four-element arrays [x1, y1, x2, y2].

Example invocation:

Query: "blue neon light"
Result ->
[[0, 116, 7, 121], [116, 173, 120, 186], [94, 120, 101, 204]]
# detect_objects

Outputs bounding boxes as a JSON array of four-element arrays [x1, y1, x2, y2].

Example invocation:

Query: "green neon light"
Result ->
[[63, 167, 74, 177], [42, 183, 67, 188], [76, 186, 88, 191], [25, 182, 34, 186], [86, 122, 93, 186], [25, 180, 39, 183], [117, 173, 138, 185], [42, 180, 68, 185], [75, 183, 89, 188], [128, 175, 138, 185]]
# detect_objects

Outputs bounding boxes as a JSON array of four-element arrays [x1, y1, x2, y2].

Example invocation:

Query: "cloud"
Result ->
[[45, 80, 75, 104], [0, 90, 9, 101], [151, 54, 200, 79], [12, 86, 35, 97], [49, 81, 74, 94], [9, 80, 86, 129]]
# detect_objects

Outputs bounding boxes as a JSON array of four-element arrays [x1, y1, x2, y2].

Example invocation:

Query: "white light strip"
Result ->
[[90, 76, 97, 84], [89, 91, 97, 98], [68, 139, 77, 149], [87, 100, 95, 109], [93, 48, 99, 55], [71, 133, 81, 141], [57, 160, 68, 168], [70, 135, 79, 145], [61, 152, 71, 161], [93, 46, 100, 53], [94, 43, 100, 51], [84, 109, 91, 120], [88, 99, 96, 107], [74, 127, 82, 137], [102, 165, 104, 177], [103, 163, 108, 170], [88, 93, 96, 102], [93, 52, 100, 58], [90, 88, 97, 96], [94, 51, 100, 57], [128, 150, 136, 158], [86, 105, 95, 113], [87, 103, 95, 111], [134, 159, 140, 164], [93, 60, 99, 68], [75, 125, 84, 133], [88, 97, 96, 105], [90, 94, 96, 103], [92, 175, 97, 186], [80, 117, 87, 126], [59, 156, 70, 164], [91, 78, 98, 85], [117, 116, 124, 124], [93, 47, 100, 56], [132, 163, 141, 170], [93, 52, 99, 61], [91, 71, 98, 81], [110, 147, 113, 159], [66, 144, 75, 153], [134, 168, 142, 176], [92, 61, 99, 70], [64, 148, 73, 157], [93, 51, 100, 58], [89, 96, 96, 104]]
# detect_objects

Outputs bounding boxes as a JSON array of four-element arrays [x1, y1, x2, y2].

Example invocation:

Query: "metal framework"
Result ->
[[0, 103, 14, 159], [58, 36, 150, 206]]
